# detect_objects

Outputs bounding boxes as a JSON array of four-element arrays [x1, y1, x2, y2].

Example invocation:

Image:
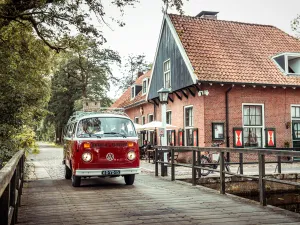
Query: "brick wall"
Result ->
[[204, 84, 300, 148], [124, 84, 300, 150]]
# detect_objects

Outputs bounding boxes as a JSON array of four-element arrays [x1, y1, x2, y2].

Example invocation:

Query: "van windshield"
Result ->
[[76, 117, 136, 138]]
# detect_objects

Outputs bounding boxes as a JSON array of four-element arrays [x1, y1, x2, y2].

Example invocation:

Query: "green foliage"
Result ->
[[0, 1, 185, 51], [45, 35, 119, 143], [0, 22, 52, 167], [292, 15, 300, 37], [15, 127, 40, 155]]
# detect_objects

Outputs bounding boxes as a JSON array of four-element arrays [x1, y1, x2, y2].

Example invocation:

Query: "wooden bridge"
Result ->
[[2, 144, 300, 225]]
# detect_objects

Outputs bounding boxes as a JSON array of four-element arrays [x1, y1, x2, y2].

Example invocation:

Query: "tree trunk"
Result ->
[[55, 126, 62, 144]]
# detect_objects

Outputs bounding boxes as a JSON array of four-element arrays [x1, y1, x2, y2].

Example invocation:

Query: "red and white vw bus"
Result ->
[[63, 110, 140, 187]]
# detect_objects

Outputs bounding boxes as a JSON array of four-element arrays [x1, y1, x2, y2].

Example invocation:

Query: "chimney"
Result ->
[[196, 11, 219, 20], [137, 71, 144, 78]]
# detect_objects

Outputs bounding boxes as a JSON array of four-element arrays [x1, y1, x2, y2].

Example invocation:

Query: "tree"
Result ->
[[46, 35, 120, 143], [64, 36, 121, 99], [118, 54, 151, 92], [292, 15, 300, 37], [0, 22, 52, 167], [0, 0, 186, 52]]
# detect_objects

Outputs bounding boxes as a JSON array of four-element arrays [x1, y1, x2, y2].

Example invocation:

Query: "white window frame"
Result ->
[[242, 103, 265, 148], [272, 53, 300, 75], [163, 59, 171, 88], [148, 114, 154, 123], [134, 117, 139, 124], [184, 105, 194, 146], [166, 110, 172, 124], [142, 78, 148, 95], [290, 104, 300, 147], [131, 85, 136, 100], [141, 116, 146, 125]]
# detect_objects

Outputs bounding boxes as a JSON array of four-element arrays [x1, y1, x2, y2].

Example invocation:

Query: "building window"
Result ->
[[243, 104, 264, 147], [273, 53, 300, 75], [142, 78, 147, 95], [166, 111, 172, 124], [142, 116, 146, 125], [291, 106, 300, 142], [185, 106, 193, 127], [134, 117, 139, 124], [184, 106, 193, 146], [292, 106, 300, 119], [148, 114, 154, 122], [131, 86, 135, 99], [163, 59, 171, 88], [212, 123, 224, 140]]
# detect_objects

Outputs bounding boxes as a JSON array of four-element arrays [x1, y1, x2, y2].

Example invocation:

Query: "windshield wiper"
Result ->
[[103, 132, 127, 138], [91, 134, 102, 138]]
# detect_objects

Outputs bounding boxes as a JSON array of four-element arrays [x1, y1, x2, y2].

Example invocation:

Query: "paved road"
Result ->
[[17, 143, 300, 225]]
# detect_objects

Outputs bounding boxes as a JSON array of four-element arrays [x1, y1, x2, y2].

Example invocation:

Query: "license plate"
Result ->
[[102, 170, 120, 175]]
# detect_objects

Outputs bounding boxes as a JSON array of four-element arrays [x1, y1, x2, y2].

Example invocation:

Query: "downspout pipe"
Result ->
[[226, 87, 233, 148]]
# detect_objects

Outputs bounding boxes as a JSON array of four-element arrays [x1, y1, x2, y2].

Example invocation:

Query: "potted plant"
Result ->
[[284, 141, 290, 148]]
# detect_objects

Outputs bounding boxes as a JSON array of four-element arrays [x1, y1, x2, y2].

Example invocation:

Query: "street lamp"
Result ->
[[157, 87, 170, 176]]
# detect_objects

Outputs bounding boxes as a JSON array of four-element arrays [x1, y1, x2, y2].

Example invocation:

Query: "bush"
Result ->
[[0, 126, 39, 169]]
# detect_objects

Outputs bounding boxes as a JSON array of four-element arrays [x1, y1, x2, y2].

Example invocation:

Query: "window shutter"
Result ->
[[178, 129, 185, 146], [171, 130, 176, 146], [265, 128, 276, 148], [233, 127, 244, 148], [192, 128, 198, 146]]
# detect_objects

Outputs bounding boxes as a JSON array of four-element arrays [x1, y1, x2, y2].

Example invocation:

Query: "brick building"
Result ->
[[113, 11, 300, 151]]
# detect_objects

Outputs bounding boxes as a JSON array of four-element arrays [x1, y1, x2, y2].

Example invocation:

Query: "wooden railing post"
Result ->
[[18, 155, 24, 207], [239, 153, 243, 174], [192, 150, 196, 186], [171, 149, 175, 181], [0, 184, 10, 225], [259, 153, 266, 206], [220, 151, 225, 194], [277, 156, 282, 174], [0, 151, 25, 225], [197, 151, 201, 178], [155, 148, 158, 177], [10, 171, 16, 225]]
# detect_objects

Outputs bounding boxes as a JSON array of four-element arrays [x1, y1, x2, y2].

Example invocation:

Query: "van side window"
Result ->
[[72, 123, 77, 136], [67, 124, 74, 138]]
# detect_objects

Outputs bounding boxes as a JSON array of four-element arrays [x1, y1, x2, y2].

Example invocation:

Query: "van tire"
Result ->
[[65, 165, 72, 179], [124, 174, 135, 185], [72, 175, 81, 187]]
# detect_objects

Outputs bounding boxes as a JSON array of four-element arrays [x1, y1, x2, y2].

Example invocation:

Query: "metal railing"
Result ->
[[0, 150, 25, 225], [153, 146, 300, 206]]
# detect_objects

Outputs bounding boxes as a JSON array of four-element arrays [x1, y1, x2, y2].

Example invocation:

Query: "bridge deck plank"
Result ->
[[17, 174, 300, 225]]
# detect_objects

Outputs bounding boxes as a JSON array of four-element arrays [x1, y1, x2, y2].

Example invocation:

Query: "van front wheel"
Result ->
[[72, 175, 81, 187], [124, 174, 135, 185], [65, 165, 72, 179]]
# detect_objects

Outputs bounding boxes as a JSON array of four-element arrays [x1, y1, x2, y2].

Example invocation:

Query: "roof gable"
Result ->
[[147, 14, 196, 100], [111, 70, 151, 108]]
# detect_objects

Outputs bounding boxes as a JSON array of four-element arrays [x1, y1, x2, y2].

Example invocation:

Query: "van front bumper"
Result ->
[[75, 168, 140, 176]]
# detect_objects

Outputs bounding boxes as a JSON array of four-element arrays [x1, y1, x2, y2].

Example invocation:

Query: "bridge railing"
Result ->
[[153, 146, 300, 206], [0, 150, 25, 225]]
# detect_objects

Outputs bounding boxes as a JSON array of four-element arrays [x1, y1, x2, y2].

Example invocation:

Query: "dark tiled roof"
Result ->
[[111, 70, 151, 108], [168, 14, 300, 86]]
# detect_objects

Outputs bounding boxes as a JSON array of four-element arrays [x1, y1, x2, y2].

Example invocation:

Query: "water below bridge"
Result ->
[[17, 143, 300, 225]]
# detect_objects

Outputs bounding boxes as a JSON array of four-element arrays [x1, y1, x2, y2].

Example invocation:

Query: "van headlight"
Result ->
[[82, 152, 92, 162], [127, 151, 136, 161]]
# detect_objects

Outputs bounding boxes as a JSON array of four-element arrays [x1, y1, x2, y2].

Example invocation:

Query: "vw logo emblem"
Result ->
[[106, 153, 114, 161]]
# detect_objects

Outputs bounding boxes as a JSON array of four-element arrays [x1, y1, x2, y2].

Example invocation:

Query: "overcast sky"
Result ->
[[102, 0, 300, 98]]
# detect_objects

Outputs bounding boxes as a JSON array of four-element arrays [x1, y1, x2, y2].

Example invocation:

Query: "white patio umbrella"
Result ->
[[133, 123, 144, 131], [141, 120, 176, 131]]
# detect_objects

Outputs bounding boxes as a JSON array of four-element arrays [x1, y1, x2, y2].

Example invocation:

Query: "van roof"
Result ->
[[67, 109, 130, 124]]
